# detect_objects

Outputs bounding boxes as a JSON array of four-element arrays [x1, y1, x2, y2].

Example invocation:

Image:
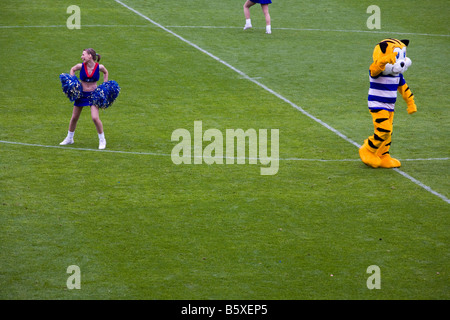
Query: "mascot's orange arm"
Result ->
[[369, 52, 397, 77], [398, 82, 417, 114]]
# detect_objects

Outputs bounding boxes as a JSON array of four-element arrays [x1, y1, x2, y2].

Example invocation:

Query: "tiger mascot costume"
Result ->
[[359, 38, 417, 168]]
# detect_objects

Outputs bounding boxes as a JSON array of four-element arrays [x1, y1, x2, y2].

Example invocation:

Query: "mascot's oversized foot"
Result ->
[[359, 142, 381, 168], [378, 154, 401, 168]]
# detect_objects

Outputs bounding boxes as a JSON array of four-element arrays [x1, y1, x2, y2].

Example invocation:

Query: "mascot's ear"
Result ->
[[378, 41, 388, 54], [401, 39, 410, 46]]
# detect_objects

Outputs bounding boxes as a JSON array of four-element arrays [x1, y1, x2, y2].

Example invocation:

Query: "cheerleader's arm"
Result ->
[[70, 63, 82, 76], [100, 64, 109, 82]]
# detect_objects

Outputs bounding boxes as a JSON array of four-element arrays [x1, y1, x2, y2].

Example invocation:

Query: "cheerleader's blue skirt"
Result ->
[[250, 0, 272, 4], [74, 91, 93, 107], [59, 73, 120, 109]]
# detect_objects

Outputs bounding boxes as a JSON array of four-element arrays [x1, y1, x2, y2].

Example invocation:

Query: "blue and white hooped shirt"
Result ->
[[368, 72, 405, 111]]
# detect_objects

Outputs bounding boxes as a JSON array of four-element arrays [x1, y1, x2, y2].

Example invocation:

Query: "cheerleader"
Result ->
[[243, 0, 272, 34], [59, 48, 120, 149]]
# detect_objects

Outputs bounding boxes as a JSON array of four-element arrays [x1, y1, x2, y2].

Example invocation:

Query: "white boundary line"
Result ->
[[0, 24, 150, 29], [0, 140, 169, 157], [1, 140, 449, 163], [112, 0, 450, 204], [1, 24, 449, 38], [166, 25, 450, 38], [114, 1, 360, 147]]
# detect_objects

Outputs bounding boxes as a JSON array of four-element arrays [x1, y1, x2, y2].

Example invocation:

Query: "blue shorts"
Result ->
[[74, 91, 93, 107], [250, 0, 272, 4]]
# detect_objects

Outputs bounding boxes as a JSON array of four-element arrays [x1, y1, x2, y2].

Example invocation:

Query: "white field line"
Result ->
[[114, 0, 360, 148], [1, 24, 449, 38], [1, 140, 449, 163], [112, 0, 449, 204], [166, 25, 450, 37], [0, 140, 170, 157], [0, 24, 150, 29]]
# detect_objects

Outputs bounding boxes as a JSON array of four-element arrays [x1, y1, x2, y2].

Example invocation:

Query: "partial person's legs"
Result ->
[[243, 0, 255, 30], [261, 4, 271, 34]]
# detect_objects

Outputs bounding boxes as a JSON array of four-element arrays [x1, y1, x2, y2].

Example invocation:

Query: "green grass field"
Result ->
[[1, 0, 449, 300]]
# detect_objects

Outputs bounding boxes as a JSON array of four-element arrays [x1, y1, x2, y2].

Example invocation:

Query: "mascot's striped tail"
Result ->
[[91, 81, 121, 109], [59, 73, 82, 102]]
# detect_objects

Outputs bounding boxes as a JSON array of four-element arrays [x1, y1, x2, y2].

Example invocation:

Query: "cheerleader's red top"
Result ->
[[80, 63, 100, 82]]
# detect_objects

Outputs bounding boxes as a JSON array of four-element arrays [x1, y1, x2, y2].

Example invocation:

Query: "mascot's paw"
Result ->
[[407, 102, 417, 114], [379, 51, 397, 66], [359, 142, 381, 168], [378, 154, 401, 168]]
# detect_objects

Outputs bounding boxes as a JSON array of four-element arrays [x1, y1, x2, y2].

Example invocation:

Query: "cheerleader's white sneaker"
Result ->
[[99, 139, 106, 150], [243, 23, 252, 30], [60, 137, 74, 145]]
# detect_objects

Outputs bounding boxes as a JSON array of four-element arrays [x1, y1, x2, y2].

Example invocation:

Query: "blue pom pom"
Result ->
[[59, 73, 82, 102], [91, 80, 121, 109]]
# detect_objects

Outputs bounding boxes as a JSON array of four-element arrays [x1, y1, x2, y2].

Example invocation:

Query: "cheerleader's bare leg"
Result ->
[[243, 0, 255, 29], [90, 105, 103, 134], [91, 105, 106, 149], [60, 106, 82, 145], [261, 4, 271, 34], [69, 106, 82, 132]]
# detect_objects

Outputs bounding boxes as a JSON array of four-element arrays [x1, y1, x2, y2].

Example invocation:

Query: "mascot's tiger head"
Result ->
[[373, 38, 412, 75]]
